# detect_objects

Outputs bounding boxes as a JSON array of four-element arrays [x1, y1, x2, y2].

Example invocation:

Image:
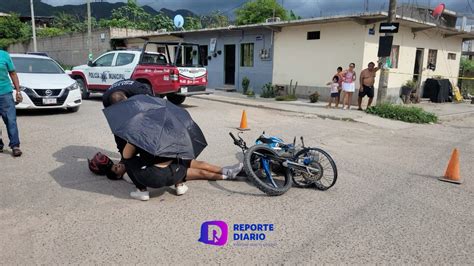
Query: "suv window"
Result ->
[[94, 53, 115, 67], [116, 53, 135, 66]]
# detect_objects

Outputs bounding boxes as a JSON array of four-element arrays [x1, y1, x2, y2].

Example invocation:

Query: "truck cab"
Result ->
[[131, 42, 209, 105], [70, 42, 209, 105], [70, 50, 141, 99]]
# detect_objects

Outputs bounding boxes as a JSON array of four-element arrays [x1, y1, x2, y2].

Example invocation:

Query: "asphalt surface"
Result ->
[[1, 96, 473, 264]]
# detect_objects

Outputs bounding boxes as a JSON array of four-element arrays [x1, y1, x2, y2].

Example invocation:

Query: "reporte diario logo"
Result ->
[[198, 221, 229, 246], [199, 221, 275, 247]]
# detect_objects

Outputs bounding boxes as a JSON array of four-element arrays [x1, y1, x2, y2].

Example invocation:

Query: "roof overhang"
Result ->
[[113, 11, 474, 42]]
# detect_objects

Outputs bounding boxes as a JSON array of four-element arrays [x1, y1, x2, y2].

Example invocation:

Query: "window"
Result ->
[[240, 43, 254, 67], [115, 53, 135, 66], [390, 45, 399, 69], [12, 58, 64, 74], [428, 49, 438, 70], [94, 53, 114, 67], [448, 53, 456, 60], [307, 31, 320, 40], [200, 45, 208, 66]]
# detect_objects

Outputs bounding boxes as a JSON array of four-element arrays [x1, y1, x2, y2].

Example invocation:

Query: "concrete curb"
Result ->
[[193, 95, 357, 122]]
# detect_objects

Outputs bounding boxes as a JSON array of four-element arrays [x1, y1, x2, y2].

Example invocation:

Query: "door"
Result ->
[[114, 52, 137, 80], [413, 48, 424, 84], [86, 52, 116, 89], [224, 45, 236, 85]]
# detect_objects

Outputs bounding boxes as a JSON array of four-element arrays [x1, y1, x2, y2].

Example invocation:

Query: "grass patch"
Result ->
[[275, 95, 297, 101], [366, 104, 438, 124]]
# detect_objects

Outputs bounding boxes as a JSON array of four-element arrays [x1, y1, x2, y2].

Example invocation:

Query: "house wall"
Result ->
[[183, 29, 274, 93], [272, 21, 366, 101], [8, 29, 113, 67], [363, 24, 462, 102]]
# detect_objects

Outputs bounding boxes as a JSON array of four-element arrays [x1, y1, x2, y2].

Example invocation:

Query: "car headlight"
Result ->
[[67, 82, 80, 91]]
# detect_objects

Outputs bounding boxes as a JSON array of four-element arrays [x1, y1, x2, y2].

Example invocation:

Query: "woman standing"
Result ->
[[341, 63, 357, 110]]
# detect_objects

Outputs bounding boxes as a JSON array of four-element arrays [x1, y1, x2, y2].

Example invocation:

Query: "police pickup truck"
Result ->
[[70, 42, 209, 105]]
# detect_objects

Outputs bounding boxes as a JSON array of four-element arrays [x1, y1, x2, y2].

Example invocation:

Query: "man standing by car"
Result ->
[[0, 49, 22, 156], [358, 61, 382, 111]]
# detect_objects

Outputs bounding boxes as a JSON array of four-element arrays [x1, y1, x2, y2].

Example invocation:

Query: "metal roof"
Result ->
[[114, 12, 474, 42]]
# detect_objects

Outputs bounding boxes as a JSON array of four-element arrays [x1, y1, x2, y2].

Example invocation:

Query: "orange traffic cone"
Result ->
[[237, 110, 250, 131], [439, 148, 462, 184]]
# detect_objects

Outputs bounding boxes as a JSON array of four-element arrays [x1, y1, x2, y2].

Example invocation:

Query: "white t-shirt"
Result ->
[[330, 83, 339, 93]]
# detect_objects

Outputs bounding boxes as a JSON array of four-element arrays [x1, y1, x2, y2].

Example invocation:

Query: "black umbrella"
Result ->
[[103, 95, 207, 159]]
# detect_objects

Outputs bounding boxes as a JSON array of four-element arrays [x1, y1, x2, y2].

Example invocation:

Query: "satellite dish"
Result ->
[[432, 3, 445, 18], [174, 15, 184, 29]]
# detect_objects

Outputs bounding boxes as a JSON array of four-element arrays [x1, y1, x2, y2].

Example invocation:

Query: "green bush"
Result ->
[[260, 83, 275, 98], [246, 89, 255, 97], [366, 104, 438, 124], [242, 77, 250, 95]]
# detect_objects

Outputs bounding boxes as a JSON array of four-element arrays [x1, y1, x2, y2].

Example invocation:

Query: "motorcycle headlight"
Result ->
[[67, 82, 80, 91]]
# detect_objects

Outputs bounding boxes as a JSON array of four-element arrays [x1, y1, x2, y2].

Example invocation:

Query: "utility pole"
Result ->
[[30, 0, 37, 52], [87, 0, 93, 62], [376, 0, 397, 105]]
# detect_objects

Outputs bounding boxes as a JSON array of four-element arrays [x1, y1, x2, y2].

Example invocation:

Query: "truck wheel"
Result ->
[[76, 78, 89, 99], [167, 94, 186, 105]]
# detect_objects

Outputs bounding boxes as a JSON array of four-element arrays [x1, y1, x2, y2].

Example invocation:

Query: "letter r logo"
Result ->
[[199, 221, 228, 246]]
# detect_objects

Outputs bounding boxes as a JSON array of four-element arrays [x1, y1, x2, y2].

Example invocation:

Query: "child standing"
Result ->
[[326, 75, 340, 108]]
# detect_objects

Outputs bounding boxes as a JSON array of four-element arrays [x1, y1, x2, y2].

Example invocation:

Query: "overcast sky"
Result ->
[[41, 0, 474, 18]]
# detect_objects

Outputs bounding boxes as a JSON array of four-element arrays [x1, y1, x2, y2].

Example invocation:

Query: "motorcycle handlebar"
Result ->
[[229, 132, 238, 142]]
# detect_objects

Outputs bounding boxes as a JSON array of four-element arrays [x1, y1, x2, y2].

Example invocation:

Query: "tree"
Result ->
[[109, 0, 152, 30], [235, 0, 288, 25], [0, 13, 30, 49], [201, 11, 229, 28], [289, 10, 302, 20], [150, 12, 174, 31], [0, 13, 28, 40], [184, 16, 202, 30], [53, 12, 82, 32]]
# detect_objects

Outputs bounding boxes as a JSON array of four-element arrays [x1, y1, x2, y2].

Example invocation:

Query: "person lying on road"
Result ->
[[108, 143, 243, 201]]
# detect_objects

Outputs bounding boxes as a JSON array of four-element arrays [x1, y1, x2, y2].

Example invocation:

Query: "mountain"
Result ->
[[160, 8, 197, 19], [0, 0, 194, 20]]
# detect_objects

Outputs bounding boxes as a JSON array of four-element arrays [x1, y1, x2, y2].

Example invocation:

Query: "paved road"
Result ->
[[1, 96, 473, 264]]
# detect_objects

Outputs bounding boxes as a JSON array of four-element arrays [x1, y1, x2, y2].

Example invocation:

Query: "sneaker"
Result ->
[[12, 147, 22, 157], [223, 163, 244, 179], [343, 106, 348, 110], [130, 190, 149, 201], [175, 183, 189, 196]]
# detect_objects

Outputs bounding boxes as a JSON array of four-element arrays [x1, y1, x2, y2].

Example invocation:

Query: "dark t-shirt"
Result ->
[[102, 79, 153, 108]]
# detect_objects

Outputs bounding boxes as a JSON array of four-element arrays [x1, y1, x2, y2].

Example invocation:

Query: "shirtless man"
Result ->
[[358, 62, 381, 110]]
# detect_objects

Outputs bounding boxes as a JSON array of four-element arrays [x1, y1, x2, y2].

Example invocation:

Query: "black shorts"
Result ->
[[331, 92, 340, 98], [359, 85, 374, 98], [124, 157, 190, 189]]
